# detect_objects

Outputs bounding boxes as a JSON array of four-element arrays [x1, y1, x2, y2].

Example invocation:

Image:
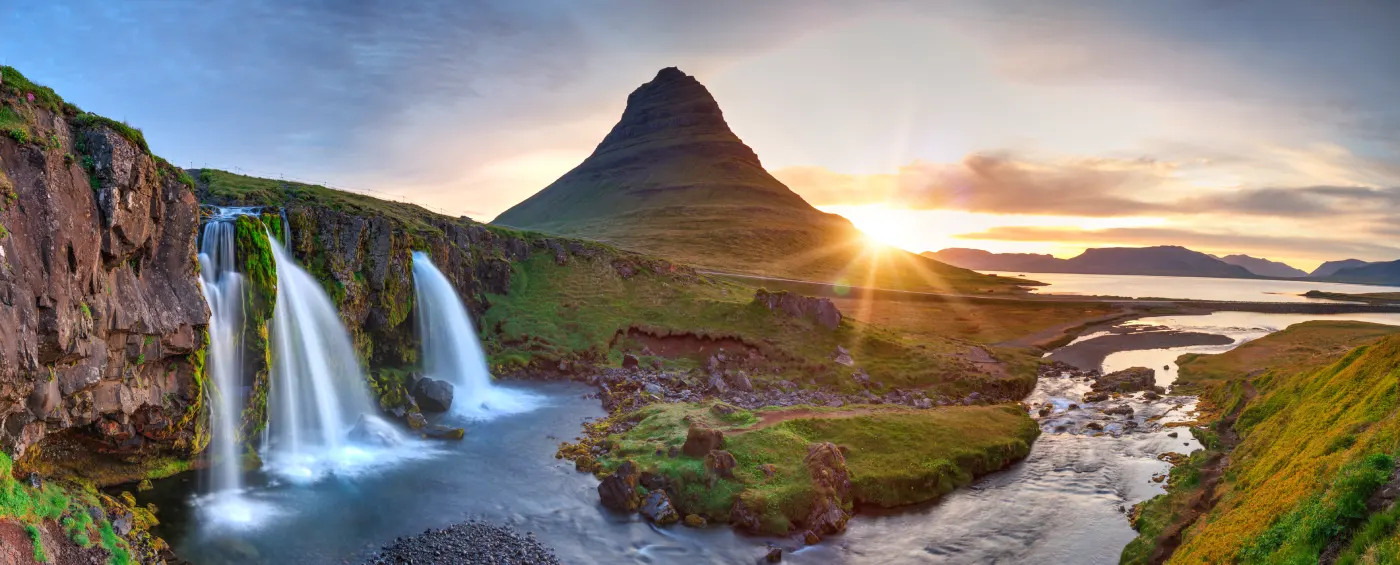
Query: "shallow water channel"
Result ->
[[143, 312, 1400, 564]]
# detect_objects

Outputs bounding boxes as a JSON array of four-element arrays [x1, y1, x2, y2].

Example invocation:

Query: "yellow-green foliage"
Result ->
[[601, 402, 1038, 534], [484, 253, 1031, 396], [1160, 325, 1400, 563]]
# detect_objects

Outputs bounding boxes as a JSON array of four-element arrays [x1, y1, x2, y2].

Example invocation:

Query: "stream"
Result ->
[[141, 312, 1400, 564]]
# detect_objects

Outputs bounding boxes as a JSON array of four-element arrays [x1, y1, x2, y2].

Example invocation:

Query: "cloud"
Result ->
[[955, 226, 1400, 261], [1175, 185, 1400, 218], [775, 154, 1177, 217]]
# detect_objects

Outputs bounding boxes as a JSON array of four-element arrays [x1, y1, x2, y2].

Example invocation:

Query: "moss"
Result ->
[[26, 523, 47, 563]]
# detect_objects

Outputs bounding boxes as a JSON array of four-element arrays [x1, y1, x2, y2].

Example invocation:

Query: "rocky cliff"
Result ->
[[0, 67, 208, 468]]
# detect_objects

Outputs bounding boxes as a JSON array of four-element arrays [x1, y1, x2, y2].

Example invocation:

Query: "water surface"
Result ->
[[985, 271, 1398, 303]]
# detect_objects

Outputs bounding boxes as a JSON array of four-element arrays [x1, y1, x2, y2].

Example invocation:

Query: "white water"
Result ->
[[264, 236, 409, 483], [411, 251, 536, 420]]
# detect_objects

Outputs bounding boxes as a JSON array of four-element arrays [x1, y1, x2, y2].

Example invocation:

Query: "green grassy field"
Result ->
[[1121, 321, 1400, 564], [596, 401, 1038, 534]]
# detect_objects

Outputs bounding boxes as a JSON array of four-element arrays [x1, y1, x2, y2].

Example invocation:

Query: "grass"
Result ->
[[2, 451, 139, 564], [199, 168, 453, 235], [1, 105, 30, 143], [1139, 322, 1400, 563], [1, 66, 67, 114], [598, 401, 1038, 534], [1304, 290, 1400, 305], [484, 252, 1036, 397]]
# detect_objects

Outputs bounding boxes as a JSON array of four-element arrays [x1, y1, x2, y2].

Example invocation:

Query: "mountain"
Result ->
[[494, 67, 1021, 293], [926, 246, 1257, 279], [1310, 258, 1372, 277], [1215, 254, 1307, 278], [1322, 259, 1400, 286]]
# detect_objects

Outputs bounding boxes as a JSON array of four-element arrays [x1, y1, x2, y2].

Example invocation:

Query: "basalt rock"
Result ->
[[639, 490, 680, 525], [0, 83, 208, 463], [753, 289, 842, 329], [412, 377, 454, 413], [682, 425, 724, 458], [1092, 367, 1157, 394], [598, 460, 641, 511], [803, 441, 853, 536]]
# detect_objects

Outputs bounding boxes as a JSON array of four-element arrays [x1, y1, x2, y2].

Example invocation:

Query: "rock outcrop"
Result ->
[[1092, 367, 1158, 394], [597, 460, 641, 511], [753, 289, 842, 329], [803, 442, 853, 537], [0, 73, 208, 462]]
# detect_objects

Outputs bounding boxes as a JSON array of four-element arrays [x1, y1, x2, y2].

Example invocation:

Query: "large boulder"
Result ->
[[639, 490, 680, 525], [1091, 367, 1156, 394], [753, 289, 842, 329], [412, 377, 454, 413], [803, 442, 853, 536], [730, 497, 761, 532], [598, 461, 641, 511], [682, 425, 724, 458], [704, 450, 738, 479], [347, 414, 403, 447]]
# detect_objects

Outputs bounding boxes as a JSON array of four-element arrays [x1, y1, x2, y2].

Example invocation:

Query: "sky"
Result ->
[[3, 1, 1398, 270]]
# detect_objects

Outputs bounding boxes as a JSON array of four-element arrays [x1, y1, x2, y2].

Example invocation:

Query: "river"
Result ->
[[142, 312, 1400, 565]]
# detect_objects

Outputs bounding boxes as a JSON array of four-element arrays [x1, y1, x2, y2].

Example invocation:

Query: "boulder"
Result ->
[[851, 369, 871, 386], [730, 497, 761, 532], [639, 471, 668, 490], [1082, 391, 1109, 403], [727, 371, 753, 392], [412, 377, 455, 413], [421, 425, 465, 440], [348, 415, 404, 447], [753, 289, 842, 329], [644, 383, 665, 398], [1103, 404, 1134, 417], [684, 514, 707, 528], [803, 442, 853, 536], [598, 461, 641, 511], [622, 354, 640, 370], [803, 530, 820, 545], [682, 425, 724, 458], [832, 346, 854, 367], [639, 490, 680, 525], [765, 547, 783, 563], [758, 463, 777, 478], [704, 450, 738, 479], [406, 412, 427, 429], [1091, 367, 1156, 394], [710, 402, 738, 417]]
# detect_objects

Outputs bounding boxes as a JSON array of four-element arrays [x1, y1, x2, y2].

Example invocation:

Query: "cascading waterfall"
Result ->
[[411, 251, 536, 419], [264, 237, 406, 481]]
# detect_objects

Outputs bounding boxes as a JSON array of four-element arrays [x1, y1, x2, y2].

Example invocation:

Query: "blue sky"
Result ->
[[3, 1, 1397, 268]]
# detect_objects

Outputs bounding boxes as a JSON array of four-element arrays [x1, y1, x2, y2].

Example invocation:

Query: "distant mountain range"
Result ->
[[927, 247, 1400, 285], [493, 67, 1022, 293]]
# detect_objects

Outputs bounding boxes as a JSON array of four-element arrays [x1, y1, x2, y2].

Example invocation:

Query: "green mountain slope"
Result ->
[[494, 67, 1025, 294]]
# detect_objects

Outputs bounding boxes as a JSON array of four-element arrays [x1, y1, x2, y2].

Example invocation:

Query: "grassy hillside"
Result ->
[[1122, 321, 1400, 564], [493, 68, 1026, 295]]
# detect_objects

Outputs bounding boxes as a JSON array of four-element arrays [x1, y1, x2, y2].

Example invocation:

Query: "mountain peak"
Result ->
[[591, 67, 760, 165]]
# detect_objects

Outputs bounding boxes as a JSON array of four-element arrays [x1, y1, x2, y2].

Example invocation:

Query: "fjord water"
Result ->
[[989, 271, 1400, 302], [411, 251, 535, 419], [264, 237, 406, 482], [194, 212, 252, 525]]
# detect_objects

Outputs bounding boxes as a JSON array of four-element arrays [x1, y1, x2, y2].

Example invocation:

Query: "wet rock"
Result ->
[[730, 498, 761, 532], [622, 354, 640, 370], [682, 425, 724, 458], [412, 377, 455, 413], [349, 415, 404, 447], [803, 530, 821, 545], [1037, 405, 1053, 417], [684, 514, 706, 528], [1068, 404, 1080, 410], [704, 450, 738, 479], [422, 425, 465, 440], [803, 442, 853, 536], [1092, 367, 1157, 394], [640, 490, 680, 525], [1103, 404, 1135, 417], [765, 547, 784, 563], [1142, 391, 1161, 401], [1082, 391, 1109, 403], [406, 412, 427, 430], [1167, 431, 1178, 438], [832, 346, 854, 367], [1085, 422, 1104, 431], [598, 461, 641, 511]]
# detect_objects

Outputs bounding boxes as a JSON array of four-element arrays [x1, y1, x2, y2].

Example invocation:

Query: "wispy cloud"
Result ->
[[955, 226, 1400, 260]]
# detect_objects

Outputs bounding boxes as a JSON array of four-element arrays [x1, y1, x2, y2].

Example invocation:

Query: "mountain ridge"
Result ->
[[1215, 254, 1307, 278], [925, 246, 1257, 279]]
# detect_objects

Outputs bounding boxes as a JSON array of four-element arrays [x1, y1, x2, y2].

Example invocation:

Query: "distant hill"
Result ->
[[1322, 260, 1400, 286], [926, 246, 1257, 279], [493, 67, 1023, 293], [1310, 258, 1373, 277], [1215, 254, 1307, 278]]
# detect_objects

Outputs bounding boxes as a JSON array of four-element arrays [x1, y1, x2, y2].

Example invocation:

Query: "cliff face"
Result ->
[[0, 68, 209, 463]]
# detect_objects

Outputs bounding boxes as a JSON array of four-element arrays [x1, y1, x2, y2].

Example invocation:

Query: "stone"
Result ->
[[644, 383, 664, 398], [1143, 391, 1161, 401], [1167, 431, 1179, 438], [112, 511, 134, 536], [753, 289, 843, 329], [727, 371, 753, 392], [832, 346, 854, 367], [803, 530, 820, 545], [682, 425, 724, 458], [683, 514, 706, 528], [639, 471, 668, 491], [803, 442, 853, 536], [758, 463, 777, 478], [348, 414, 404, 447], [1103, 404, 1135, 417], [640, 490, 680, 525], [1085, 422, 1104, 431], [1082, 391, 1109, 403], [765, 547, 783, 563], [710, 402, 738, 417], [598, 461, 641, 511], [730, 498, 761, 532], [421, 425, 466, 440], [704, 450, 738, 479], [406, 412, 428, 430], [412, 377, 455, 413], [851, 369, 871, 386], [622, 354, 640, 370], [913, 398, 932, 409], [1091, 367, 1157, 394]]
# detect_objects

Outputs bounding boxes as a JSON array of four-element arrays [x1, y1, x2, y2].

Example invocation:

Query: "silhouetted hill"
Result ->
[[1310, 258, 1372, 277], [927, 246, 1257, 279], [1216, 254, 1307, 278], [493, 67, 1023, 293], [1322, 260, 1400, 286]]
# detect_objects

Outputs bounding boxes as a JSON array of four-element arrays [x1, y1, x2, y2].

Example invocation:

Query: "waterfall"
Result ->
[[411, 251, 536, 419], [197, 214, 245, 498], [264, 237, 404, 481]]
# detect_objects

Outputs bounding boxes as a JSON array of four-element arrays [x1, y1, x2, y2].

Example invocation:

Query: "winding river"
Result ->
[[142, 311, 1400, 564]]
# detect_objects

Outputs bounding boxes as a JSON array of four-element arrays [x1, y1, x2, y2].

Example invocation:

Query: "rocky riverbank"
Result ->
[[362, 521, 561, 565]]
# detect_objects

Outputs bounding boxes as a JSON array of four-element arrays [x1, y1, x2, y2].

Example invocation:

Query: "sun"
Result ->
[[820, 204, 919, 249]]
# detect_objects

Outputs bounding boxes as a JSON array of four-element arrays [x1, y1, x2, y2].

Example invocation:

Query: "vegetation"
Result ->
[[1, 451, 139, 565], [1122, 321, 1400, 564], [1, 66, 67, 114], [199, 168, 453, 235], [1303, 290, 1400, 305], [596, 401, 1038, 533]]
